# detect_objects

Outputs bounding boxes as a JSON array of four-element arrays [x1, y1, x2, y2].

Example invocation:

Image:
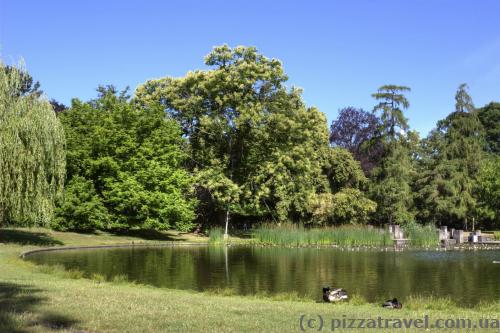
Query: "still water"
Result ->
[[27, 245, 500, 305]]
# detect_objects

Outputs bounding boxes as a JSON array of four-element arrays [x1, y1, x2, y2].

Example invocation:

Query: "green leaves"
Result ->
[[0, 63, 66, 226], [308, 189, 376, 225], [137, 45, 372, 226], [55, 89, 196, 232], [476, 156, 500, 223], [53, 176, 109, 231]]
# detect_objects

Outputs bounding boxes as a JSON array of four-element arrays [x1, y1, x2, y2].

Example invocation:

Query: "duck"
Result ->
[[322, 287, 348, 302], [382, 298, 402, 309]]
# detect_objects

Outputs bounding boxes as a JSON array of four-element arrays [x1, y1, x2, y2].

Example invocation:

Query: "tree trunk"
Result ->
[[224, 206, 230, 239]]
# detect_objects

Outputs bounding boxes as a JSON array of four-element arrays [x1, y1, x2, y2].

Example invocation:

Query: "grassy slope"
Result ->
[[0, 228, 499, 333]]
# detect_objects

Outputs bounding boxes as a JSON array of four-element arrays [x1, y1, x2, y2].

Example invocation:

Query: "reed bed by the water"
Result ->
[[494, 231, 500, 240], [208, 227, 225, 244], [252, 224, 392, 246], [402, 223, 439, 247]]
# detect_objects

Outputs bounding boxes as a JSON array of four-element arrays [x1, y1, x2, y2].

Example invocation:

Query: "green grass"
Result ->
[[1, 227, 499, 332], [402, 223, 439, 247], [494, 231, 500, 241], [252, 224, 392, 247]]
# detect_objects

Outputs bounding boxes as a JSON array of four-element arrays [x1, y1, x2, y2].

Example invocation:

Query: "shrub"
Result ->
[[53, 176, 109, 232]]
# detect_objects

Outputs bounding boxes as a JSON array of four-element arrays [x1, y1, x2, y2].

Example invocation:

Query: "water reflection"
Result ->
[[27, 246, 500, 305]]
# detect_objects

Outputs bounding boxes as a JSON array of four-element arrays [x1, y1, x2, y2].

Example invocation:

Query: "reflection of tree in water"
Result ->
[[29, 247, 500, 305]]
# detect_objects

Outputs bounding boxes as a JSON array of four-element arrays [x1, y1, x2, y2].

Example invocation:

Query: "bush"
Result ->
[[308, 189, 376, 225], [53, 176, 110, 232], [58, 89, 198, 232]]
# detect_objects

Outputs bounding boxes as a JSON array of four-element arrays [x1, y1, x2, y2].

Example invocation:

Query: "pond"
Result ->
[[27, 245, 500, 305]]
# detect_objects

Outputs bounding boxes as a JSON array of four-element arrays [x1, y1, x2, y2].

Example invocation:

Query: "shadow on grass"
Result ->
[[0, 282, 79, 333], [0, 229, 63, 246], [110, 228, 185, 241]]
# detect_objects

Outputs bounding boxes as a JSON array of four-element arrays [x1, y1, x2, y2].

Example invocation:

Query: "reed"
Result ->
[[494, 231, 500, 240], [252, 224, 392, 246], [208, 227, 225, 244], [402, 223, 439, 247]]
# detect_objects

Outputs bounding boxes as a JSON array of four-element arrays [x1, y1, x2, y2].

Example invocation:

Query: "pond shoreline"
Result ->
[[4, 228, 499, 332], [20, 240, 500, 260], [19, 241, 209, 258]]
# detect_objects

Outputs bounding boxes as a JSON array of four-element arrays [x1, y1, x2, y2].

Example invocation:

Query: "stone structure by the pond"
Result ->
[[439, 226, 448, 242], [453, 229, 464, 244], [387, 225, 404, 239], [387, 225, 408, 246], [438, 226, 499, 245]]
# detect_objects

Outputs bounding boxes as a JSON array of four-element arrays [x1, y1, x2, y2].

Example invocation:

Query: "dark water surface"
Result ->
[[27, 245, 500, 305]]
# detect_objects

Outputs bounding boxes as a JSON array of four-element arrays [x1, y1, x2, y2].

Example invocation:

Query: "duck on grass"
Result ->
[[322, 287, 348, 302]]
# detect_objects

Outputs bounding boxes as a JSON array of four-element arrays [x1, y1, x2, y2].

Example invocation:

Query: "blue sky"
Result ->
[[1, 0, 499, 136]]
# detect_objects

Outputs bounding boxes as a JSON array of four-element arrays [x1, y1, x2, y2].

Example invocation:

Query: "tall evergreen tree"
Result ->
[[369, 85, 416, 225], [454, 83, 474, 113], [372, 85, 411, 141], [415, 84, 485, 229]]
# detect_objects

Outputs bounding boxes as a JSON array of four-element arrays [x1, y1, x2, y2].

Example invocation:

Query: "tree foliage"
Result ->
[[477, 102, 500, 154], [367, 85, 416, 225], [136, 45, 373, 226], [56, 87, 197, 231], [329, 107, 384, 174], [372, 85, 411, 141], [476, 156, 500, 225], [415, 84, 485, 228], [0, 63, 66, 226], [4, 49, 497, 232], [53, 176, 109, 231], [370, 141, 416, 225]]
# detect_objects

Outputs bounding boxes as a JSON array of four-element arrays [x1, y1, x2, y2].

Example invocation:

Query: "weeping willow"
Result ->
[[0, 62, 66, 226]]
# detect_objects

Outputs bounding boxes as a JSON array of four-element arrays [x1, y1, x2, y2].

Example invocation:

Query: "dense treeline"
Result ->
[[0, 46, 498, 232]]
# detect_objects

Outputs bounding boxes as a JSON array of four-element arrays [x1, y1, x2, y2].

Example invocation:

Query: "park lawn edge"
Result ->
[[0, 228, 499, 333]]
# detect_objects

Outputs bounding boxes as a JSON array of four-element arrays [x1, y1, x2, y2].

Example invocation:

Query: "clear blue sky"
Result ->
[[1, 0, 499, 136]]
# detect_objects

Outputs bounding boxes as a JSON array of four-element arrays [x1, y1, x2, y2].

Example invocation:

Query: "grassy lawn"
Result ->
[[0, 228, 499, 332]]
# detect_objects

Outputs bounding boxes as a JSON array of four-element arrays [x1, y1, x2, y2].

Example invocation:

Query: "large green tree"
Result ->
[[136, 45, 372, 230], [0, 63, 66, 226], [368, 85, 416, 225], [415, 84, 485, 229], [56, 87, 197, 231]]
